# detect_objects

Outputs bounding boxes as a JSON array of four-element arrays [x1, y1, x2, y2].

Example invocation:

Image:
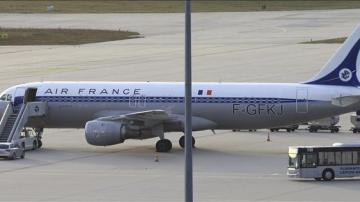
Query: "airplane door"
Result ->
[[296, 89, 308, 113], [13, 87, 26, 106]]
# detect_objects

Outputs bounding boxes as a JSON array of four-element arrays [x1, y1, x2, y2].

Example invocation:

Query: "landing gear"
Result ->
[[156, 139, 172, 153], [179, 135, 195, 148]]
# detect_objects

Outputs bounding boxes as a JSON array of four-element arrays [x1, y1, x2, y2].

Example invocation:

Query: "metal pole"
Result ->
[[184, 0, 193, 202]]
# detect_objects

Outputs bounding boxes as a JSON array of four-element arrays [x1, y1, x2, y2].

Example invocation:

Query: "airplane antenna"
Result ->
[[184, 0, 193, 202]]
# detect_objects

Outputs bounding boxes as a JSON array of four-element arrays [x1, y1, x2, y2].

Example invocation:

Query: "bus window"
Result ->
[[301, 153, 317, 168], [319, 152, 325, 165], [342, 151, 352, 165], [353, 151, 359, 164], [327, 152, 335, 165], [335, 152, 342, 165], [319, 152, 335, 165]]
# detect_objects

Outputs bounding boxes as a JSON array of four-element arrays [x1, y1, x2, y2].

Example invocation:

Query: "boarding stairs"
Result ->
[[0, 101, 47, 144]]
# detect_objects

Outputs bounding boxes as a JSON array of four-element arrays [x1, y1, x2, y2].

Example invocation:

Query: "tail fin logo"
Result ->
[[339, 68, 353, 82], [305, 26, 360, 86]]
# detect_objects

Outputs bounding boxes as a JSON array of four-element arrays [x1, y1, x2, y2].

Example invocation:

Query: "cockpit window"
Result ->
[[0, 86, 15, 102], [0, 94, 12, 101], [0, 94, 6, 101]]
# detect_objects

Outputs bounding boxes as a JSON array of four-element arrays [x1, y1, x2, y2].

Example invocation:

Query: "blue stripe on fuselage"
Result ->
[[28, 96, 318, 104]]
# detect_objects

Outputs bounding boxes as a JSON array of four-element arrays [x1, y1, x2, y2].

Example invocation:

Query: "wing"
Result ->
[[97, 110, 171, 122], [95, 109, 217, 131]]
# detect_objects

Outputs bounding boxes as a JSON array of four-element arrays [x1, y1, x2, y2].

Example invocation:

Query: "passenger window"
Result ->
[[327, 152, 336, 165], [318, 152, 326, 165], [353, 151, 359, 164], [335, 152, 342, 165], [301, 153, 317, 168], [342, 151, 352, 164]]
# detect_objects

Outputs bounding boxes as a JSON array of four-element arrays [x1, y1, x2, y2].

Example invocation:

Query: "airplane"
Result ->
[[1, 26, 360, 153]]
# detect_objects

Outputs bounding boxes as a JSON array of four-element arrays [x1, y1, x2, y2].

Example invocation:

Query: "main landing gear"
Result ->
[[179, 135, 195, 149], [155, 136, 196, 152], [156, 139, 172, 153]]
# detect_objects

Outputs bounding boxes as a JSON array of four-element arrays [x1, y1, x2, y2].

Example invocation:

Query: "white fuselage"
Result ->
[[2, 81, 359, 130]]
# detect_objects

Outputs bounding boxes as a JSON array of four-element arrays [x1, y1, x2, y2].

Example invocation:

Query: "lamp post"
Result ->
[[184, 0, 193, 202]]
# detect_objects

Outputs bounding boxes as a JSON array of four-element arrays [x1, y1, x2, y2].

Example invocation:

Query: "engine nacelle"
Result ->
[[85, 120, 156, 146]]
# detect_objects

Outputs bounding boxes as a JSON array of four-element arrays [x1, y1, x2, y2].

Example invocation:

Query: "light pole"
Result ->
[[184, 0, 193, 202]]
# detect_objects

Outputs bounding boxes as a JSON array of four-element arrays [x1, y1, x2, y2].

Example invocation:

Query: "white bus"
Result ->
[[287, 143, 360, 181]]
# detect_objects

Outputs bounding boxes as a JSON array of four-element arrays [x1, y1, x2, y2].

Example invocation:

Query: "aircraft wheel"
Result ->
[[179, 136, 195, 148], [156, 139, 172, 153]]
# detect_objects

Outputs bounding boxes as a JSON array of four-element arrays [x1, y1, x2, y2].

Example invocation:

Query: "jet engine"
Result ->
[[85, 120, 155, 146]]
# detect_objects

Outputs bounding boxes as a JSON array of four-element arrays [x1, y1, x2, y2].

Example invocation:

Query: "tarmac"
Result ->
[[0, 9, 360, 201]]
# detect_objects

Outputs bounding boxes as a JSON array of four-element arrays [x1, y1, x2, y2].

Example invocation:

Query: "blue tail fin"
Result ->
[[305, 26, 360, 86]]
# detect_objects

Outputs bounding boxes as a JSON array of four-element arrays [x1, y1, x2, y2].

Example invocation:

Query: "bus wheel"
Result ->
[[322, 169, 334, 181], [314, 177, 322, 181]]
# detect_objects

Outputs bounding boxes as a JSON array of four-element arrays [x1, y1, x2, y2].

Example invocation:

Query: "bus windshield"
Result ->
[[288, 147, 300, 168], [289, 155, 299, 168]]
